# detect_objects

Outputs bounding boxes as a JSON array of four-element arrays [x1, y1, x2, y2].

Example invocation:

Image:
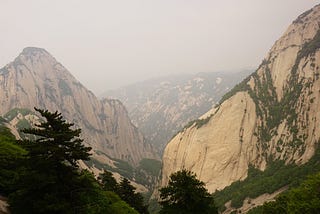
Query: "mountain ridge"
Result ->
[[104, 70, 252, 152], [159, 3, 320, 197], [0, 47, 158, 166]]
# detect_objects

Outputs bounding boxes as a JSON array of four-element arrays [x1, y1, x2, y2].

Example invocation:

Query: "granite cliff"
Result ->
[[0, 48, 157, 165], [160, 4, 320, 195]]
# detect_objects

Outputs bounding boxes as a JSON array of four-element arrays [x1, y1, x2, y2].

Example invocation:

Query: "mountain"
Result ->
[[158, 4, 320, 211], [103, 71, 251, 151], [0, 47, 158, 166]]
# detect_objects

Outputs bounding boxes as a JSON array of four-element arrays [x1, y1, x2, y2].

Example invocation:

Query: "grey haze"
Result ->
[[0, 0, 318, 94]]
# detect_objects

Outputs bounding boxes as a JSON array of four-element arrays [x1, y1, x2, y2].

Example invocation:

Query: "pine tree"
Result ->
[[117, 177, 149, 214], [8, 108, 92, 213], [20, 108, 91, 169], [159, 169, 218, 214], [99, 170, 118, 192]]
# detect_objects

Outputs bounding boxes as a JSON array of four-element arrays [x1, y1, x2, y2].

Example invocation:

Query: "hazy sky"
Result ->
[[1, 1, 318, 95]]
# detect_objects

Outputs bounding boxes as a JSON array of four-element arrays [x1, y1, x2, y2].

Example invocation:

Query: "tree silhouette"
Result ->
[[20, 108, 91, 169], [159, 169, 218, 214], [117, 177, 149, 214], [8, 108, 92, 213], [99, 170, 118, 192]]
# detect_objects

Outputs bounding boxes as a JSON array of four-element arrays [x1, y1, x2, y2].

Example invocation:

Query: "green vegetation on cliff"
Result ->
[[0, 124, 27, 195], [213, 144, 320, 212], [138, 158, 162, 177], [259, 172, 320, 213], [86, 153, 161, 189], [248, 171, 320, 214], [4, 108, 34, 121]]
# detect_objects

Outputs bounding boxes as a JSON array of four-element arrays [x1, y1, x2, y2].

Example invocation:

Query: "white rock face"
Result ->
[[266, 5, 320, 101], [0, 47, 158, 165], [162, 92, 258, 191], [160, 4, 320, 193]]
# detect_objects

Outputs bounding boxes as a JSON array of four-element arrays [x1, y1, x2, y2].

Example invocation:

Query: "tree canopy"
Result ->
[[99, 169, 119, 192], [7, 108, 92, 213], [19, 108, 91, 169], [99, 170, 149, 214], [261, 172, 320, 213], [6, 108, 137, 213], [0, 125, 27, 195], [117, 177, 149, 214], [159, 169, 218, 214]]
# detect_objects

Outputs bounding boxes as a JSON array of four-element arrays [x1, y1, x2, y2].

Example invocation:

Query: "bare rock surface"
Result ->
[[160, 4, 320, 196], [0, 47, 158, 165]]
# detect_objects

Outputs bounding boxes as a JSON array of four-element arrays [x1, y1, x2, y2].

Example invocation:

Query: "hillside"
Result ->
[[158, 4, 320, 212], [0, 117, 23, 214], [104, 71, 251, 151]]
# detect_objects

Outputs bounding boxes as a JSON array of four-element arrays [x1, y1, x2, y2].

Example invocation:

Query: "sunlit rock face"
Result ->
[[160, 4, 320, 193], [0, 47, 158, 165]]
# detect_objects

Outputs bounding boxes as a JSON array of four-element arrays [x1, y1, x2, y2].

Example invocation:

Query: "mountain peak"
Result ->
[[17, 47, 52, 62], [159, 4, 320, 195], [0, 46, 158, 166], [293, 3, 320, 24], [22, 47, 47, 53], [21, 47, 48, 54]]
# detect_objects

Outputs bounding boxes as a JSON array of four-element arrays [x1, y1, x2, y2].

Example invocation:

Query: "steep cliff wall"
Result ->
[[160, 4, 320, 193]]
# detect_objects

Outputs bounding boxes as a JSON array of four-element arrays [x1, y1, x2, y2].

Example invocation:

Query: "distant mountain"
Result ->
[[103, 71, 252, 151], [158, 4, 320, 212], [0, 47, 158, 167]]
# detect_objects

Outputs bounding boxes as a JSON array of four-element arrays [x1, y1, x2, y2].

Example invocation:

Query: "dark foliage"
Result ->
[[261, 172, 320, 213], [8, 108, 92, 213], [6, 108, 138, 213], [19, 108, 92, 169], [117, 177, 149, 214], [99, 170, 119, 192], [0, 125, 27, 195], [159, 169, 218, 214]]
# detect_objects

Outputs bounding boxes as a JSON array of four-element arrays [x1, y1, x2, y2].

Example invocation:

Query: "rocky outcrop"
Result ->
[[104, 71, 251, 152], [0, 196, 9, 214], [161, 92, 258, 191], [0, 48, 158, 165], [160, 4, 320, 193]]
